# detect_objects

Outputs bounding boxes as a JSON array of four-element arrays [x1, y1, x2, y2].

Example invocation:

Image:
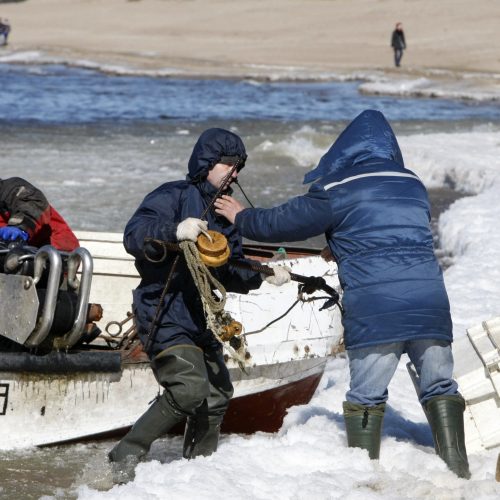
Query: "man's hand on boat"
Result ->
[[214, 195, 245, 224]]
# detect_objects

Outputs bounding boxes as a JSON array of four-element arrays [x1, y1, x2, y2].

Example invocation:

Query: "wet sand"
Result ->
[[1, 0, 500, 87]]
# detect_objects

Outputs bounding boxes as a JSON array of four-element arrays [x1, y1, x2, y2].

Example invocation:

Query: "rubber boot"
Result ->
[[108, 394, 183, 483], [108, 394, 182, 463], [108, 345, 209, 483], [182, 346, 232, 459], [183, 412, 223, 459], [425, 395, 471, 479], [343, 401, 385, 459]]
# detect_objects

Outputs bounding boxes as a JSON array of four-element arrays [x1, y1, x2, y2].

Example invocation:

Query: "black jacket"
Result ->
[[124, 129, 262, 356], [391, 29, 406, 50]]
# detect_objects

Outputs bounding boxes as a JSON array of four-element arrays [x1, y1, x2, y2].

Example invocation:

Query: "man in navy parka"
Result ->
[[109, 129, 287, 473], [215, 111, 470, 478]]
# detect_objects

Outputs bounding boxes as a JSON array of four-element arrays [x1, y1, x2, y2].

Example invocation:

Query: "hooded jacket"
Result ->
[[0, 177, 79, 251], [235, 110, 452, 349], [124, 128, 262, 356], [391, 29, 406, 50]]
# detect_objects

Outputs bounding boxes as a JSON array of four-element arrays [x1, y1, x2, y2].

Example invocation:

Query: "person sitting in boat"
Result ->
[[108, 128, 290, 475], [214, 110, 471, 479], [0, 177, 79, 251]]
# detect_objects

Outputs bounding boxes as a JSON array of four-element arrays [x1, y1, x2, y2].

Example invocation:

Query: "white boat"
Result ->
[[0, 232, 343, 449]]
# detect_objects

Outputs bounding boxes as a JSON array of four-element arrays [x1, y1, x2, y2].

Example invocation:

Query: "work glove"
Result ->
[[0, 226, 29, 242], [264, 265, 291, 287], [176, 217, 208, 242]]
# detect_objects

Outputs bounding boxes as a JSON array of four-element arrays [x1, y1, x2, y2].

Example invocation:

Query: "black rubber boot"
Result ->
[[425, 395, 471, 479], [183, 412, 223, 459], [343, 401, 385, 459], [108, 345, 210, 482], [182, 347, 233, 459], [108, 394, 182, 464], [108, 394, 182, 483]]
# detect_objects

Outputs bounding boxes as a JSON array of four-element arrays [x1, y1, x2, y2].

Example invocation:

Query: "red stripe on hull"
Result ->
[[222, 371, 324, 433], [39, 369, 324, 446]]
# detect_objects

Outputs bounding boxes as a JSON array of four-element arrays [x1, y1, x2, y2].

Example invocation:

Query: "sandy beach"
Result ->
[[1, 0, 500, 90]]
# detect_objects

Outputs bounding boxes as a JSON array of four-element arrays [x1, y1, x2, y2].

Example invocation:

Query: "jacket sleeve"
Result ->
[[123, 185, 180, 259], [46, 207, 79, 251], [235, 186, 333, 243], [0, 177, 50, 235]]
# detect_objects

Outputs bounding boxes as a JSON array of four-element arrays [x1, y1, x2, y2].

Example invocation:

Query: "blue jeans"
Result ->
[[394, 48, 403, 67], [346, 340, 458, 406]]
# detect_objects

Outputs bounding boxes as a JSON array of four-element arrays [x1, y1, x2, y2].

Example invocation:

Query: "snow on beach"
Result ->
[[74, 128, 500, 499], [76, 361, 500, 499], [5, 47, 499, 500], [3, 1, 500, 494], [400, 130, 500, 336]]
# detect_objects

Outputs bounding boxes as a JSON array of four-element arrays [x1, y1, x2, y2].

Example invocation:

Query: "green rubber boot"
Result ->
[[183, 413, 223, 459], [108, 394, 182, 464], [108, 345, 210, 482], [425, 395, 471, 479], [343, 401, 386, 459], [182, 347, 233, 459], [108, 394, 182, 483]]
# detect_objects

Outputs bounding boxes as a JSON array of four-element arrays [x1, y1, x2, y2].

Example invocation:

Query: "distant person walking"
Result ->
[[0, 18, 11, 46], [391, 22, 406, 67]]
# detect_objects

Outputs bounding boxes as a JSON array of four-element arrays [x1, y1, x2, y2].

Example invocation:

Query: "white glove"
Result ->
[[176, 218, 208, 242], [264, 266, 291, 287]]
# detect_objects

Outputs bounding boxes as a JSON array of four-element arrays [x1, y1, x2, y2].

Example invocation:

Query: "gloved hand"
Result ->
[[176, 218, 208, 242], [0, 226, 29, 242], [264, 266, 292, 286]]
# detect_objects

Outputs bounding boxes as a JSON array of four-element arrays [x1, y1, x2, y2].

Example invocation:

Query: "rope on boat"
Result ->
[[180, 240, 247, 366], [243, 294, 332, 336]]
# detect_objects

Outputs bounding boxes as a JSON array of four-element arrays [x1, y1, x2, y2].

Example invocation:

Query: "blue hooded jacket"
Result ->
[[124, 128, 261, 357], [235, 110, 452, 349]]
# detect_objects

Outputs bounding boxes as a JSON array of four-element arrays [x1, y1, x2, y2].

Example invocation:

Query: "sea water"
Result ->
[[1, 63, 500, 499]]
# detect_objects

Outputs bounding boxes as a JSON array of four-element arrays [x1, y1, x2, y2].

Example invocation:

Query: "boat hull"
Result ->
[[0, 357, 326, 449], [0, 231, 342, 449]]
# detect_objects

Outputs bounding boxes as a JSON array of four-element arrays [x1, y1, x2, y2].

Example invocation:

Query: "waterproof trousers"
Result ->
[[108, 344, 233, 465]]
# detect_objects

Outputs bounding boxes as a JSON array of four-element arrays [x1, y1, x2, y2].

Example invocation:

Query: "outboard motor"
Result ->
[[0, 241, 100, 352]]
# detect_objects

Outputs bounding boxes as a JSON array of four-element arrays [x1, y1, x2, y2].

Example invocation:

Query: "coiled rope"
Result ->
[[180, 240, 247, 366]]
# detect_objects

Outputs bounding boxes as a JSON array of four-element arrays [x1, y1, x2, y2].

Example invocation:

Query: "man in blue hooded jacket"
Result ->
[[109, 128, 290, 474], [215, 110, 470, 478]]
